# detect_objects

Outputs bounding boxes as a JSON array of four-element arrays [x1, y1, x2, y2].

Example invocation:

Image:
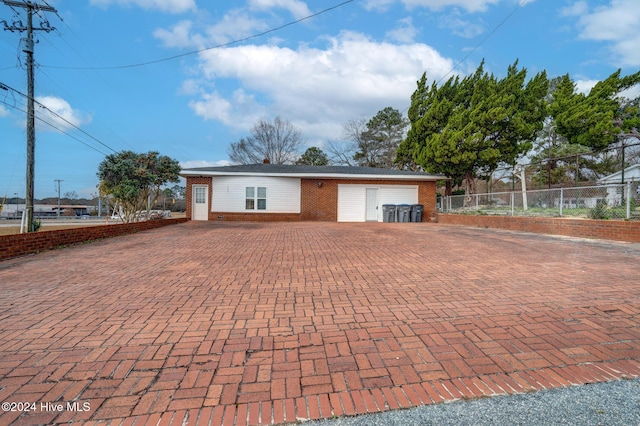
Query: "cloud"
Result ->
[[363, 0, 396, 12], [188, 89, 264, 130], [438, 11, 485, 38], [386, 17, 419, 43], [180, 159, 233, 168], [560, 1, 587, 17], [571, 0, 640, 67], [35, 96, 92, 132], [153, 20, 205, 49], [154, 10, 269, 48], [90, 0, 195, 13], [187, 31, 456, 140], [400, 0, 500, 13], [575, 79, 598, 95], [0, 105, 9, 118], [248, 0, 312, 19]]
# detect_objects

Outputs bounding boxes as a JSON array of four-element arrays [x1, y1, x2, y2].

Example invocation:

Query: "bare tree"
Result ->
[[228, 116, 304, 164], [325, 117, 367, 166]]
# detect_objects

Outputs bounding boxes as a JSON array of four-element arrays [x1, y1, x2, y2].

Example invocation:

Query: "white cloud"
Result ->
[[35, 96, 92, 132], [386, 17, 419, 43], [401, 0, 500, 13], [154, 10, 269, 48], [0, 105, 9, 117], [363, 0, 396, 12], [188, 31, 456, 140], [153, 20, 205, 49], [248, 0, 312, 19], [438, 11, 485, 38], [189, 89, 264, 130], [365, 0, 532, 14], [204, 10, 270, 45], [180, 159, 232, 168], [575, 79, 598, 95], [89, 0, 196, 13], [560, 1, 587, 17], [572, 0, 640, 67]]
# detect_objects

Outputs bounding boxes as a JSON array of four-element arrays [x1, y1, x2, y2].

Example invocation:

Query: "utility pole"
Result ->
[[54, 179, 62, 218], [2, 0, 57, 232]]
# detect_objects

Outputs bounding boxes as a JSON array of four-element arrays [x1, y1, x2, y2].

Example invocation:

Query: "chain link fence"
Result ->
[[440, 183, 640, 220]]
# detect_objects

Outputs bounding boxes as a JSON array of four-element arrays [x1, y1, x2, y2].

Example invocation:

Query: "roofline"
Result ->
[[179, 170, 447, 181]]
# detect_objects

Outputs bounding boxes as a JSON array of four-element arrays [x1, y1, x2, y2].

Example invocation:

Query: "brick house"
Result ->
[[181, 164, 445, 222]]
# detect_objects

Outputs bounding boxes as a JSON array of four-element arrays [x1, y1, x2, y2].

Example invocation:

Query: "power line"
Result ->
[[34, 25, 140, 152], [40, 0, 355, 70], [401, 1, 526, 115], [1, 80, 115, 153], [438, 2, 525, 85], [0, 97, 109, 155]]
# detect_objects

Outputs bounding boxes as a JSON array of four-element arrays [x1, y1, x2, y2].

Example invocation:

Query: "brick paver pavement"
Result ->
[[0, 222, 639, 425]]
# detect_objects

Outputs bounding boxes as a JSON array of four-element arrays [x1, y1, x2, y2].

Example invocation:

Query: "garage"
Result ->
[[181, 164, 444, 222], [337, 184, 418, 222]]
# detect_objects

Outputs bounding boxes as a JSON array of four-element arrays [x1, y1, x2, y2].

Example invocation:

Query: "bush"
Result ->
[[589, 200, 610, 220]]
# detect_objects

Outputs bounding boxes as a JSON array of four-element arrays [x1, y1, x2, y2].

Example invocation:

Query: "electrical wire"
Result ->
[[40, 0, 355, 70], [0, 97, 109, 155], [400, 1, 526, 115], [34, 19, 140, 152], [1, 80, 117, 153], [440, 2, 525, 84]]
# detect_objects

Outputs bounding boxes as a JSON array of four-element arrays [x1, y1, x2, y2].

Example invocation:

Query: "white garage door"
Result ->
[[337, 185, 418, 222]]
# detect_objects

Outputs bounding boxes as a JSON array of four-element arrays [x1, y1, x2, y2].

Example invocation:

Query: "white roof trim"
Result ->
[[180, 170, 444, 181]]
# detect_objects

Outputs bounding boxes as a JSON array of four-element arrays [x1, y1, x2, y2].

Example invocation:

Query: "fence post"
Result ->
[[627, 182, 632, 219], [510, 192, 514, 216], [475, 194, 479, 211], [559, 188, 564, 216]]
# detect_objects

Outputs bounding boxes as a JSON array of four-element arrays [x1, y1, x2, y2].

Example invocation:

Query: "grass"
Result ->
[[0, 212, 186, 236], [0, 222, 102, 236], [452, 206, 635, 220]]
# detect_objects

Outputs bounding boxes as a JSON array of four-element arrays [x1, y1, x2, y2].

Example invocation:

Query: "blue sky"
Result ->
[[1, 0, 639, 199]]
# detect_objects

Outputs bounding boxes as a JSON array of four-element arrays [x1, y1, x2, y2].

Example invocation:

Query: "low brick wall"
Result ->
[[0, 218, 188, 261], [437, 214, 640, 243]]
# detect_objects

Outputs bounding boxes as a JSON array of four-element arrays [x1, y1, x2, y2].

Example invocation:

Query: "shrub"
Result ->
[[589, 200, 610, 220]]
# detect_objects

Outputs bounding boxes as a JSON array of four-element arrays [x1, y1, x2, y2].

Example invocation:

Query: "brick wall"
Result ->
[[0, 218, 188, 261], [301, 178, 437, 222], [186, 175, 437, 222], [437, 214, 640, 243], [185, 176, 213, 219]]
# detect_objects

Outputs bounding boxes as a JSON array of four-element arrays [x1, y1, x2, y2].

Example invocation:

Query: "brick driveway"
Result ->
[[1, 222, 639, 425]]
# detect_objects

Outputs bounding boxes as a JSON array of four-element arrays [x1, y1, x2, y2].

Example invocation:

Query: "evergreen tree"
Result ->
[[399, 60, 548, 199], [552, 70, 640, 150], [354, 107, 408, 168], [296, 147, 329, 166]]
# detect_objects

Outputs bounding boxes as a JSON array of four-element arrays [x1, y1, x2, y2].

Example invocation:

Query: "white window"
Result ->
[[195, 187, 206, 204], [246, 187, 267, 210]]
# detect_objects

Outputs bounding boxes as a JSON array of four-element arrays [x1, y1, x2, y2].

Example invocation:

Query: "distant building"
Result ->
[[0, 204, 91, 219]]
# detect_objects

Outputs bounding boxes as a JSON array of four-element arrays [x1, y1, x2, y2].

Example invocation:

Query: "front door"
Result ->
[[365, 188, 379, 221], [192, 185, 208, 220]]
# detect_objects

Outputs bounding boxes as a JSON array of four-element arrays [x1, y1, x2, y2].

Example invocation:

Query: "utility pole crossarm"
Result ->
[[2, 1, 56, 12]]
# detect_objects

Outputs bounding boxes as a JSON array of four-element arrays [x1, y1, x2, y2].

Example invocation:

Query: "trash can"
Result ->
[[397, 204, 411, 222], [382, 204, 397, 222], [410, 204, 424, 222]]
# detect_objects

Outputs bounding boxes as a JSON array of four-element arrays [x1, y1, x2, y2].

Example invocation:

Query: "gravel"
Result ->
[[301, 379, 640, 426]]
